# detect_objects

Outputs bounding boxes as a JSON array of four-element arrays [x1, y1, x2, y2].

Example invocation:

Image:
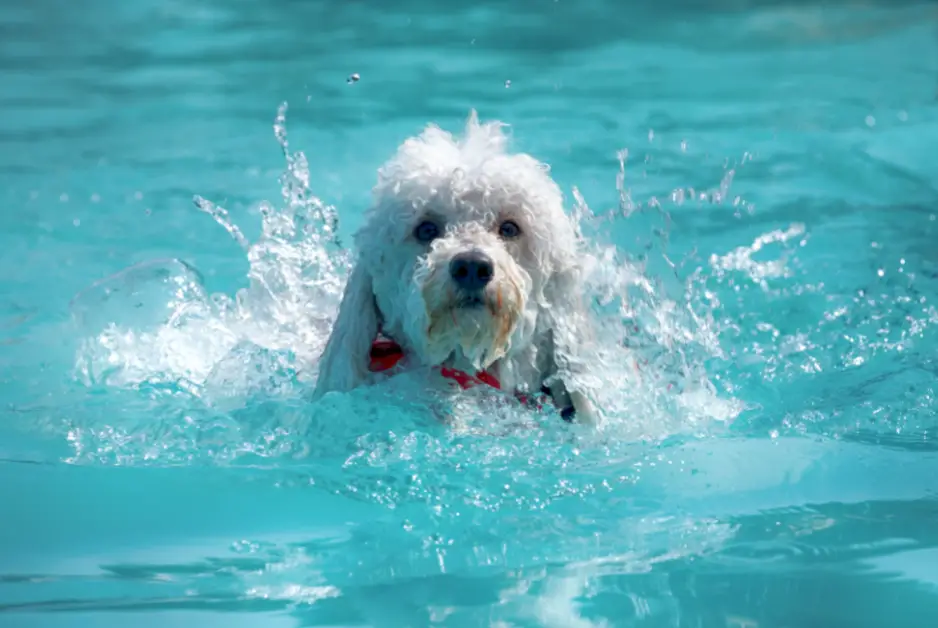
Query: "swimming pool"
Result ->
[[2, 0, 938, 625]]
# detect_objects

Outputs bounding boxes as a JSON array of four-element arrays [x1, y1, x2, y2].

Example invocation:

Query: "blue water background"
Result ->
[[2, 0, 938, 626]]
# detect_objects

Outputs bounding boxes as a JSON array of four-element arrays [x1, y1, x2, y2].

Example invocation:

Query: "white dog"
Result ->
[[313, 111, 597, 424]]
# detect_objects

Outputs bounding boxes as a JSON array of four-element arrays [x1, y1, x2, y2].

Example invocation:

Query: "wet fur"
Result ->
[[314, 111, 598, 424]]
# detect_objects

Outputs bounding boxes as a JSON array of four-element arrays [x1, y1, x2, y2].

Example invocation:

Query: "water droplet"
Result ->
[[865, 115, 876, 127], [769, 429, 779, 439], [877, 269, 885, 277], [90, 193, 100, 203], [72, 218, 81, 227], [897, 110, 908, 122], [680, 140, 687, 151], [647, 129, 655, 142], [347, 72, 360, 84], [504, 79, 511, 88]]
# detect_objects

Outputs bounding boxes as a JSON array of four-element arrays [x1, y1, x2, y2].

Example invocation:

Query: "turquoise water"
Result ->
[[3, 0, 938, 625]]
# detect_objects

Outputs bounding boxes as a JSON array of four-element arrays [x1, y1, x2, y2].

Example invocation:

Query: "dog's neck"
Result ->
[[443, 346, 547, 397], [442, 349, 497, 376], [368, 330, 575, 421], [374, 312, 545, 392]]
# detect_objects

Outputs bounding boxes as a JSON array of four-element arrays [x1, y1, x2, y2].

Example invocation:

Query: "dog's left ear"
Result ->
[[313, 261, 381, 399], [542, 263, 599, 425]]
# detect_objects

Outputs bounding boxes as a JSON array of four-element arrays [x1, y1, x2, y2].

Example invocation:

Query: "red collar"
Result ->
[[369, 336, 556, 414], [367, 337, 579, 419], [369, 337, 503, 391]]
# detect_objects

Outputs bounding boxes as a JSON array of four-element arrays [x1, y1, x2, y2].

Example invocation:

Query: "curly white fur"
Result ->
[[314, 111, 598, 424]]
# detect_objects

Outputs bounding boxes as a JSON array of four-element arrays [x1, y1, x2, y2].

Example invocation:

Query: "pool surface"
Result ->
[[2, 0, 938, 626]]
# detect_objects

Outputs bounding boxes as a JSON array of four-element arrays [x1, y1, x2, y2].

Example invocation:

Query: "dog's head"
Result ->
[[314, 111, 586, 396], [356, 112, 580, 370]]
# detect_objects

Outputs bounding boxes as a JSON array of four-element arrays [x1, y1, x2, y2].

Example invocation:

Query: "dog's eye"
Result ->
[[498, 220, 522, 239], [413, 220, 440, 243]]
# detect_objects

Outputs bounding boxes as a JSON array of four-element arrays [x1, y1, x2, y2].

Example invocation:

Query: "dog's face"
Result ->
[[369, 195, 538, 371], [354, 113, 579, 371]]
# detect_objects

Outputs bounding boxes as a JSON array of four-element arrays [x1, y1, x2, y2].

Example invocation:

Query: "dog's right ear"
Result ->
[[312, 261, 380, 399]]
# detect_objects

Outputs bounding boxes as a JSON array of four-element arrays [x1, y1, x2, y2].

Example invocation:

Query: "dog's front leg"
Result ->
[[547, 379, 598, 425]]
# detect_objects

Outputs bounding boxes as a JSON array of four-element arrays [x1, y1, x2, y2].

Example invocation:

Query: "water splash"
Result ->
[[66, 103, 759, 470], [74, 104, 349, 397]]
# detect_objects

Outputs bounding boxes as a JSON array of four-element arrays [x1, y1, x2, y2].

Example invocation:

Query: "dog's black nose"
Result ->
[[449, 251, 494, 291]]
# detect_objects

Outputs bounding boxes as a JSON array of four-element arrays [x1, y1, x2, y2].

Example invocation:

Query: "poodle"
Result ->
[[313, 111, 598, 424]]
